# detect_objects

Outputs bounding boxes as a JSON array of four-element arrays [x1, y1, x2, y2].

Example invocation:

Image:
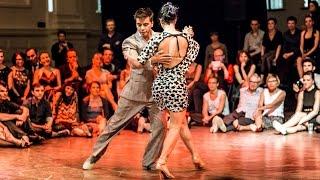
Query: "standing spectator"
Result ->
[[98, 19, 125, 69], [297, 15, 320, 77], [261, 18, 282, 79], [51, 30, 74, 68], [0, 49, 11, 88], [243, 18, 264, 73], [279, 16, 301, 85], [204, 32, 228, 70], [308, 1, 320, 30], [8, 52, 30, 105]]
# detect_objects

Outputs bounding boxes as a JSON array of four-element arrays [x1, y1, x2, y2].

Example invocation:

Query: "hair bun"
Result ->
[[159, 2, 179, 23]]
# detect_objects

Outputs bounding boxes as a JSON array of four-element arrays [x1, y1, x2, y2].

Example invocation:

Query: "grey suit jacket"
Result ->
[[121, 31, 158, 102]]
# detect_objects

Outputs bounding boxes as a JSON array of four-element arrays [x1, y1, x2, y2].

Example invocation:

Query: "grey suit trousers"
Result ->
[[90, 97, 165, 167]]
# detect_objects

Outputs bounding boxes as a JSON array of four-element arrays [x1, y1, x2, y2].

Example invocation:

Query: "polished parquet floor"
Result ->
[[0, 127, 319, 179]]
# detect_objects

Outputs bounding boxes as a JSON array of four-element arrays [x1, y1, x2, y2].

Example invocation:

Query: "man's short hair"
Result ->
[[57, 30, 66, 36], [25, 48, 38, 55], [303, 58, 316, 67], [31, 83, 44, 91], [287, 16, 297, 23], [133, 7, 154, 22]]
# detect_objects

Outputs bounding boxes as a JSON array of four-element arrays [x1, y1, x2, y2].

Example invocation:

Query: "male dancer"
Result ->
[[83, 7, 170, 170]]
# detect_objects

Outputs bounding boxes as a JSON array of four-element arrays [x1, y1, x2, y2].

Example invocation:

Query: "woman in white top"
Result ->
[[255, 74, 286, 130], [202, 76, 228, 133]]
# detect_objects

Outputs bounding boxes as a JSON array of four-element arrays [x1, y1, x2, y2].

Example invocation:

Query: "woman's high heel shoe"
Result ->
[[192, 156, 205, 170], [156, 159, 175, 179]]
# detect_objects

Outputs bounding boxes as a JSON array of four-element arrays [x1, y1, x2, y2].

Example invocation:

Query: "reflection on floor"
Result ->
[[0, 127, 319, 179]]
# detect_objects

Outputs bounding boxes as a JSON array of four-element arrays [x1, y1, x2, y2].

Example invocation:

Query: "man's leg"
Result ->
[[142, 101, 166, 169], [85, 98, 145, 166]]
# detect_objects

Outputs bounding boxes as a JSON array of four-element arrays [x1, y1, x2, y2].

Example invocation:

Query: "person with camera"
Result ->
[[204, 48, 229, 92], [293, 58, 320, 93], [273, 71, 320, 135], [51, 30, 74, 68]]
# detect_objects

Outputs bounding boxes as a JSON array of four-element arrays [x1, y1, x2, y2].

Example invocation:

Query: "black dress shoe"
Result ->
[[142, 164, 156, 171]]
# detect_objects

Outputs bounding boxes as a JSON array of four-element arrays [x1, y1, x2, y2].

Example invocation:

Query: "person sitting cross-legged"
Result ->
[[223, 73, 263, 132], [273, 71, 320, 135]]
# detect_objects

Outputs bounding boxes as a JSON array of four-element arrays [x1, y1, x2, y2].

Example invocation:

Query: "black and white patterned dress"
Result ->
[[137, 32, 199, 112]]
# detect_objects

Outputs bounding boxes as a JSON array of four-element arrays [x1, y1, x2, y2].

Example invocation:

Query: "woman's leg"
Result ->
[[156, 110, 185, 178], [283, 112, 307, 128], [296, 56, 303, 78]]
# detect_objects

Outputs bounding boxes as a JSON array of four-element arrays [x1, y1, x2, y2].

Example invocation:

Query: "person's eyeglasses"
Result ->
[[251, 23, 258, 26], [249, 81, 260, 84], [267, 80, 277, 83]]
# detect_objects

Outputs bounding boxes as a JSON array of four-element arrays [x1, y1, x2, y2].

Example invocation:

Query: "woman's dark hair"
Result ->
[[303, 71, 315, 81], [236, 50, 252, 65], [267, 17, 277, 24], [158, 2, 179, 24], [305, 14, 315, 22], [309, 1, 319, 10], [11, 51, 26, 66], [89, 81, 101, 90]]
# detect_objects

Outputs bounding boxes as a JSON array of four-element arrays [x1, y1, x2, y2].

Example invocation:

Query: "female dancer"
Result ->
[[126, 2, 204, 178]]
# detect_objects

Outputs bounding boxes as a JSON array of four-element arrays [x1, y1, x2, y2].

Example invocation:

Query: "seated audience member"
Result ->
[[0, 83, 30, 147], [204, 32, 228, 70], [297, 15, 320, 77], [202, 77, 228, 133], [52, 82, 92, 137], [230, 50, 255, 111], [293, 58, 320, 93], [233, 50, 256, 88], [132, 108, 151, 134], [25, 48, 41, 79], [223, 74, 263, 132], [102, 48, 120, 100], [8, 52, 30, 105], [243, 18, 264, 74], [59, 49, 83, 84], [33, 52, 61, 102], [308, 1, 320, 30], [273, 71, 320, 135], [255, 74, 286, 130], [24, 84, 69, 138], [261, 18, 282, 79], [117, 62, 131, 96], [81, 81, 111, 136], [85, 53, 117, 111], [0, 49, 11, 88], [278, 16, 301, 85], [186, 62, 202, 114], [204, 48, 229, 91], [0, 122, 26, 147]]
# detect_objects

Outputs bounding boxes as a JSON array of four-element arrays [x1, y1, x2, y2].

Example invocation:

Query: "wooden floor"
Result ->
[[0, 127, 320, 179]]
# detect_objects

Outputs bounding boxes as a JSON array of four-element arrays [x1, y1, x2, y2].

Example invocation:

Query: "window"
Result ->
[[96, 0, 101, 13], [266, 0, 283, 10], [304, 0, 320, 8], [48, 0, 53, 12]]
